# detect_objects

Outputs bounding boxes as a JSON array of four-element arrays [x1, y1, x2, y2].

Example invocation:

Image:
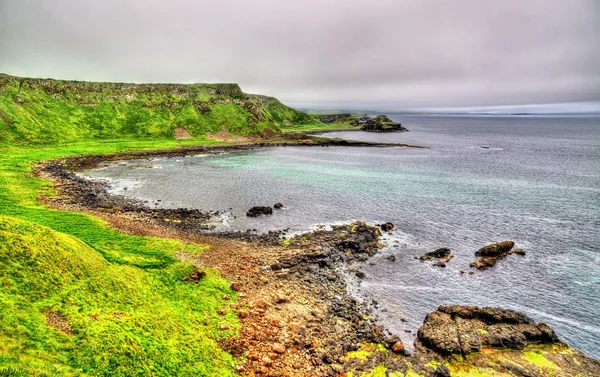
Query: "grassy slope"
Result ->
[[0, 140, 241, 377], [0, 74, 339, 376], [306, 113, 364, 132], [0, 74, 324, 143]]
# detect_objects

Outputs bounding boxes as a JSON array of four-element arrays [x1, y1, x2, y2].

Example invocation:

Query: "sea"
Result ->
[[83, 115, 600, 358]]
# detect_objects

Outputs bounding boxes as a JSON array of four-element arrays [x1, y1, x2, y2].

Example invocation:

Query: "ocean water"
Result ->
[[84, 115, 600, 358]]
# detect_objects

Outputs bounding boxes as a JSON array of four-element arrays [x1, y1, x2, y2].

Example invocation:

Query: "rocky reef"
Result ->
[[350, 115, 408, 132], [419, 248, 453, 267], [412, 305, 600, 377], [470, 240, 526, 270], [246, 206, 274, 217]]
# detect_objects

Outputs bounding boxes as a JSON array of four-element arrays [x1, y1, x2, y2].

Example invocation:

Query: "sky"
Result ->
[[0, 0, 599, 111]]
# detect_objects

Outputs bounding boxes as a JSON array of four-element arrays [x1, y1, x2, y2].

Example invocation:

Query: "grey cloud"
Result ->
[[0, 0, 598, 109]]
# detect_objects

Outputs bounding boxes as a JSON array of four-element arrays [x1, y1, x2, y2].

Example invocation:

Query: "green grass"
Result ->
[[0, 74, 324, 143], [0, 139, 244, 376]]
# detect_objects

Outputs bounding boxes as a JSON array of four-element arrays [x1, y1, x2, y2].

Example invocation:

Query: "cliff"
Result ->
[[0, 74, 322, 143]]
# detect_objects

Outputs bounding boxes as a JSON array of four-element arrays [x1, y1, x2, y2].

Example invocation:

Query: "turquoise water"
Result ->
[[85, 115, 600, 358]]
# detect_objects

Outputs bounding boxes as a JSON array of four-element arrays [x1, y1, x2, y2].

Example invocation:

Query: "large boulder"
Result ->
[[246, 206, 273, 217], [380, 222, 394, 231], [475, 240, 514, 257], [470, 240, 525, 270], [417, 305, 558, 355], [419, 248, 452, 261], [419, 248, 453, 267]]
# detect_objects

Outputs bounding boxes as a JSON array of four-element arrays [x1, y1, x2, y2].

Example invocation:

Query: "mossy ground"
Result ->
[[345, 343, 387, 360], [0, 140, 245, 376]]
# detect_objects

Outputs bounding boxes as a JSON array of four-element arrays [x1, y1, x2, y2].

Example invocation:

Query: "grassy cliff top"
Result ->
[[0, 74, 322, 144]]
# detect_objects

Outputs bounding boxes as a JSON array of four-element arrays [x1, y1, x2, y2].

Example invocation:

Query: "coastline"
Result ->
[[32, 137, 600, 376]]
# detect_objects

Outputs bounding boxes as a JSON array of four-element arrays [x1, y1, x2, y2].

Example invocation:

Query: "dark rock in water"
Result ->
[[380, 222, 394, 231], [471, 240, 525, 270], [386, 255, 396, 262], [417, 305, 559, 355], [355, 271, 366, 279], [420, 248, 453, 267], [420, 248, 452, 260], [476, 240, 514, 257], [274, 202, 284, 209], [470, 256, 498, 270], [246, 206, 273, 217]]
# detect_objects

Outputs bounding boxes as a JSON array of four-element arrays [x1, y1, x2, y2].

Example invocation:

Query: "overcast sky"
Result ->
[[0, 0, 598, 110]]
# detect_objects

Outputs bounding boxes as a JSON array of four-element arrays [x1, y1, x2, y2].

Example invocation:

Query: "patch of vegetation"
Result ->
[[0, 74, 324, 143], [523, 347, 559, 371], [0, 367, 29, 377], [0, 140, 242, 376], [361, 364, 387, 377], [345, 343, 387, 360], [346, 365, 424, 377], [447, 363, 508, 377], [302, 112, 365, 132]]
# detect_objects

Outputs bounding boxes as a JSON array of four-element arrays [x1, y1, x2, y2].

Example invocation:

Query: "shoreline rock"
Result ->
[[417, 305, 559, 355]]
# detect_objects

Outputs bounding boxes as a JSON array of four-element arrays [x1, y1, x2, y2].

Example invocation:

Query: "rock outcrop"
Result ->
[[470, 240, 526, 270], [417, 305, 558, 355], [380, 222, 394, 231], [419, 248, 453, 267], [246, 206, 273, 217], [350, 115, 407, 132]]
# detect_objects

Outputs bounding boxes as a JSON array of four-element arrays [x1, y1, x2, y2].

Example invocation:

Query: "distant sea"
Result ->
[[84, 115, 600, 358]]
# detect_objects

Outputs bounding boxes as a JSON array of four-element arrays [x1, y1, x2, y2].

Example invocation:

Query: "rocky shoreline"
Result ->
[[36, 140, 600, 376]]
